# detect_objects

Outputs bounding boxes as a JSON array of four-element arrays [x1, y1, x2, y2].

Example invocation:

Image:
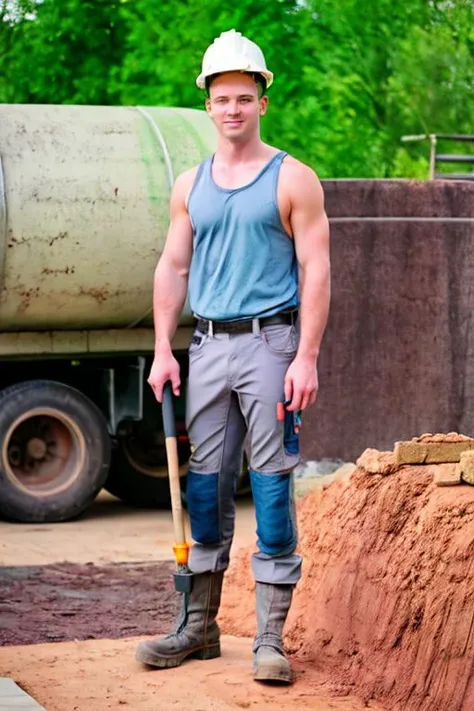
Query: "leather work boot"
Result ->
[[136, 571, 224, 668], [253, 582, 294, 684]]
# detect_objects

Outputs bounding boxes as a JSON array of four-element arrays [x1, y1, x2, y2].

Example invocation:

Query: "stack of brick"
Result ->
[[356, 432, 474, 486]]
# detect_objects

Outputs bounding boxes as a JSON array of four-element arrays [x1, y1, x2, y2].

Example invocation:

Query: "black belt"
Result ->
[[196, 310, 298, 335]]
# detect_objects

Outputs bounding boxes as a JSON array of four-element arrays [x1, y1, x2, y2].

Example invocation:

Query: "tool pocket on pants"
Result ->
[[283, 410, 300, 456], [188, 330, 208, 360]]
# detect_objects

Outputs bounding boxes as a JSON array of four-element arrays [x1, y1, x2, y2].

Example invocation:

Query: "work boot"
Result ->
[[136, 571, 224, 668], [253, 582, 294, 684]]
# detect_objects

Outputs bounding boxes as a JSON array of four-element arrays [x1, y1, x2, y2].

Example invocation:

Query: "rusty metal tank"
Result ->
[[0, 104, 217, 331]]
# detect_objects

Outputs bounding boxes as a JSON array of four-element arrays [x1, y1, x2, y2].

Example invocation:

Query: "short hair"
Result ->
[[205, 72, 267, 98]]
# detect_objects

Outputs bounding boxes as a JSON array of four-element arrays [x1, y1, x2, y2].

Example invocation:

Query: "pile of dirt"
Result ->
[[219, 439, 474, 711]]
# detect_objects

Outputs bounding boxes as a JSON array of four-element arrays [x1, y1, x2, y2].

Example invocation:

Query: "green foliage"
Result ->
[[1, 0, 473, 178], [0, 0, 127, 104], [391, 148, 430, 180]]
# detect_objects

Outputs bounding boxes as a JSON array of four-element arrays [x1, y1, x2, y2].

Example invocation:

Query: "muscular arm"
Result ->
[[285, 164, 331, 410], [148, 169, 195, 401], [154, 173, 194, 350]]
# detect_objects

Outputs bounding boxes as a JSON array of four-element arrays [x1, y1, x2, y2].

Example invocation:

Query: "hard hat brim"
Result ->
[[196, 68, 274, 90]]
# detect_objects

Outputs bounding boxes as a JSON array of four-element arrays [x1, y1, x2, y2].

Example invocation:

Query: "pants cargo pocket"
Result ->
[[283, 410, 300, 456]]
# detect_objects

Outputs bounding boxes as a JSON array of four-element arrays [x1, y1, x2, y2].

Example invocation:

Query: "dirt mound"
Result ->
[[219, 451, 474, 711]]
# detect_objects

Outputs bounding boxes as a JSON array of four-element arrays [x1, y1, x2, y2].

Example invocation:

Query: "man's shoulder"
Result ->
[[172, 163, 204, 206], [279, 155, 324, 207], [281, 154, 319, 182], [175, 164, 201, 188]]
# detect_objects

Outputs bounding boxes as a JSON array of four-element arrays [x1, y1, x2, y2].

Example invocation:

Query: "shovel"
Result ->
[[162, 381, 193, 597]]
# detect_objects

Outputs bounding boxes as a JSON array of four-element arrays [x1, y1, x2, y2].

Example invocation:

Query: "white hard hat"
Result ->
[[196, 29, 274, 90]]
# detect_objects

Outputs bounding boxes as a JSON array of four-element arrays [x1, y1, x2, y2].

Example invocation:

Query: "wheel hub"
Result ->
[[3, 409, 86, 496], [26, 437, 48, 461]]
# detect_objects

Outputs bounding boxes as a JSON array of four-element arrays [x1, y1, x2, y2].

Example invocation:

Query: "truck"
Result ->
[[0, 103, 219, 523]]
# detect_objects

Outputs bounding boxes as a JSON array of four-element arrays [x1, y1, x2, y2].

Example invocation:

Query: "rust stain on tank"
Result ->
[[41, 266, 76, 276], [77, 286, 139, 305], [7, 234, 30, 247], [14, 286, 41, 313], [78, 286, 110, 304], [6, 231, 69, 248], [49, 231, 68, 247]]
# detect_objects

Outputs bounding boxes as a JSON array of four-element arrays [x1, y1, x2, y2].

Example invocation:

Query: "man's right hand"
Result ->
[[147, 351, 181, 402]]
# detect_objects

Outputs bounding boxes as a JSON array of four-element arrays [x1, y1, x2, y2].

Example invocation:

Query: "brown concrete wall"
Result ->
[[302, 179, 474, 461]]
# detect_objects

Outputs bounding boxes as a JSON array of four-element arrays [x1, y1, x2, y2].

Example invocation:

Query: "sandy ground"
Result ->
[[0, 491, 257, 566], [2, 637, 383, 711], [0, 481, 384, 711], [0, 473, 356, 567]]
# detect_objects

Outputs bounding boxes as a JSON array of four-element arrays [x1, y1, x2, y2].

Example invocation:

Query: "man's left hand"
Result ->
[[284, 354, 319, 411]]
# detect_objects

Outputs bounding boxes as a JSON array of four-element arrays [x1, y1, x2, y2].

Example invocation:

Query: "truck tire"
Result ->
[[0, 380, 111, 523], [105, 424, 189, 509]]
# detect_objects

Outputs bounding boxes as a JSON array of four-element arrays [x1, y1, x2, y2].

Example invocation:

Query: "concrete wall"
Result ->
[[302, 179, 474, 461]]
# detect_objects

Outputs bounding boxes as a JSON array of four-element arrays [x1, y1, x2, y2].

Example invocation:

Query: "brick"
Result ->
[[356, 449, 397, 475], [432, 463, 462, 487], [394, 440, 474, 465], [415, 432, 472, 444], [459, 450, 474, 485]]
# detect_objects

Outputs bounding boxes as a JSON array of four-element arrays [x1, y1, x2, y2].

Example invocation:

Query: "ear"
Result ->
[[259, 96, 269, 117], [205, 97, 212, 115]]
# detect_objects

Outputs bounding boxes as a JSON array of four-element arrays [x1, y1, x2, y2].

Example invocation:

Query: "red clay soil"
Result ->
[[219, 453, 474, 711]]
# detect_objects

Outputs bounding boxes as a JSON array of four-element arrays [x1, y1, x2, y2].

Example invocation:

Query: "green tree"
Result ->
[[114, 0, 305, 109], [287, 0, 432, 177], [1, 0, 472, 178], [0, 0, 127, 104], [388, 0, 474, 176]]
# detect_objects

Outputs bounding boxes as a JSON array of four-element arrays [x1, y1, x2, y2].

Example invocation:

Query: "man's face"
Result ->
[[205, 72, 268, 142]]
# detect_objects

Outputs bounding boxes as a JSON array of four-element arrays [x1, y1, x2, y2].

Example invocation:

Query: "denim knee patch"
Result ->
[[249, 469, 296, 556], [186, 470, 220, 544]]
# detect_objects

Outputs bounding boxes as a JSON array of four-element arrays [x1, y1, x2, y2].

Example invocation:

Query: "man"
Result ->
[[136, 29, 330, 684]]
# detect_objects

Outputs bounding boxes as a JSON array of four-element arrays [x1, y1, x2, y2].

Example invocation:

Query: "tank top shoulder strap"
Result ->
[[271, 150, 288, 202], [187, 155, 213, 207], [275, 150, 288, 164], [258, 150, 287, 178]]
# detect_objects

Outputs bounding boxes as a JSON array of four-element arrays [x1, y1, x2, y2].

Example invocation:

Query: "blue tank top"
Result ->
[[187, 151, 299, 321]]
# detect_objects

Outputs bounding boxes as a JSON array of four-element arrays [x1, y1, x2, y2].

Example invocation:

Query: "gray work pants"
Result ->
[[185, 321, 302, 585]]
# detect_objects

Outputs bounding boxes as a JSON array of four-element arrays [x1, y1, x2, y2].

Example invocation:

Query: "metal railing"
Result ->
[[401, 133, 474, 181]]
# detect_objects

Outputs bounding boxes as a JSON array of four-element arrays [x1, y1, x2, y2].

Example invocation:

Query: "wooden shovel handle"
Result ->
[[162, 382, 186, 546]]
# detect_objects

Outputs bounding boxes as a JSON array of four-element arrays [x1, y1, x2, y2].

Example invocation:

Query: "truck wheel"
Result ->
[[0, 380, 111, 523], [105, 422, 189, 508]]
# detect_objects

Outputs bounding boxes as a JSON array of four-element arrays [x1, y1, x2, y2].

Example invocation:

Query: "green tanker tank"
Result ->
[[0, 104, 217, 523]]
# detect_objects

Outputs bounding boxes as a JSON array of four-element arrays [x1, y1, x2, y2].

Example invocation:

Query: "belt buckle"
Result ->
[[288, 309, 298, 326]]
